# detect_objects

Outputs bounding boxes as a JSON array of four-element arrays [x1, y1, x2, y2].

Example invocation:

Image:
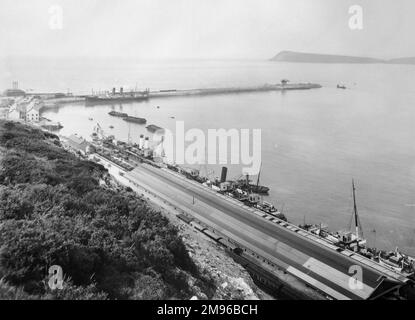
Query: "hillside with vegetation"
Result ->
[[0, 120, 215, 300]]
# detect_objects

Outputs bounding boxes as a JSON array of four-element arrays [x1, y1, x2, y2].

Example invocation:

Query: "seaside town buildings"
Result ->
[[0, 96, 42, 123]]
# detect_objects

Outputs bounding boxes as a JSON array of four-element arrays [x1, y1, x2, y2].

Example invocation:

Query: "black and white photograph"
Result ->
[[0, 0, 415, 308]]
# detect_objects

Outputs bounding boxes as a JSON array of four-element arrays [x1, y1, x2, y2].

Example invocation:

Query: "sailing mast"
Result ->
[[256, 163, 262, 188], [352, 179, 362, 239]]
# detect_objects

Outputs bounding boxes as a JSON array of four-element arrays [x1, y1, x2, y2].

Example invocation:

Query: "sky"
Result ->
[[0, 0, 414, 60]]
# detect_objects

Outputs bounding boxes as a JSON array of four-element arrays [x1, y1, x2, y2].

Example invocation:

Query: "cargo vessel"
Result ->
[[123, 116, 147, 124], [86, 94, 149, 104], [378, 249, 415, 274], [86, 87, 149, 104], [236, 172, 270, 194], [108, 111, 128, 118]]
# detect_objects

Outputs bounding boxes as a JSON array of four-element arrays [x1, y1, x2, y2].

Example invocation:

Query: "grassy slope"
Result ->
[[0, 120, 214, 300]]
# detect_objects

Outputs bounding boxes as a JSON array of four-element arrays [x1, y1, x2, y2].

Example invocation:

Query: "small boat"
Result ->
[[337, 84, 347, 89], [88, 117, 93, 121], [256, 201, 278, 214], [109, 125, 114, 129], [146, 124, 164, 133], [170, 116, 175, 119]]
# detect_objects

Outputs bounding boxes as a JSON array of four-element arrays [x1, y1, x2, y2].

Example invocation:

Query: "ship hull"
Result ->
[[108, 111, 128, 117], [378, 257, 403, 273], [123, 117, 147, 124], [146, 125, 164, 133], [86, 96, 149, 104], [237, 184, 270, 194]]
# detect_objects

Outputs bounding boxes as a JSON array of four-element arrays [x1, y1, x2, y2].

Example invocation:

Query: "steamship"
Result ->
[[86, 87, 150, 104], [236, 171, 270, 194]]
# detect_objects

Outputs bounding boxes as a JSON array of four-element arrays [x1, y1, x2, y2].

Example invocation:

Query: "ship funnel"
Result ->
[[112, 87, 116, 95], [139, 134, 144, 149], [144, 137, 149, 149], [120, 87, 123, 94], [220, 167, 228, 183]]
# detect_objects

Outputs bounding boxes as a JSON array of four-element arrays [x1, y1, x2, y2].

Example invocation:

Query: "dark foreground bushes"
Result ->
[[0, 121, 214, 299]]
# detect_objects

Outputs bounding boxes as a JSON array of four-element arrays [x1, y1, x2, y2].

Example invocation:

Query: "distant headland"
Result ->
[[271, 51, 415, 65]]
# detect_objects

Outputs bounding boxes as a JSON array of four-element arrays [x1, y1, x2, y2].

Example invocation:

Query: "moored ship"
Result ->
[[86, 87, 149, 104], [378, 249, 415, 274], [236, 171, 270, 194], [146, 124, 164, 133], [123, 116, 147, 124], [108, 111, 128, 117]]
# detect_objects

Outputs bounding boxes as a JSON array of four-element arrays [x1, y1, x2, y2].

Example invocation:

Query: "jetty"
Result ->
[[26, 82, 322, 106], [146, 82, 322, 98]]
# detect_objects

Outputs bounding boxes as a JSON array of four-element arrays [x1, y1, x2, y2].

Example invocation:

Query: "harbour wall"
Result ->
[[29, 83, 322, 104]]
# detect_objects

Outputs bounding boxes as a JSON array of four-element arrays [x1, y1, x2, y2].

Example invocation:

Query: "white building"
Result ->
[[26, 103, 41, 122], [2, 96, 42, 122]]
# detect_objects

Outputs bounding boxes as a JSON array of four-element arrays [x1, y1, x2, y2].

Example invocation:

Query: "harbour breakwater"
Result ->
[[31, 82, 322, 105], [146, 83, 322, 98]]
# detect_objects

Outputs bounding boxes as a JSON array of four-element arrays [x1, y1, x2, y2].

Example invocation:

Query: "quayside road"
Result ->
[[123, 163, 406, 300]]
